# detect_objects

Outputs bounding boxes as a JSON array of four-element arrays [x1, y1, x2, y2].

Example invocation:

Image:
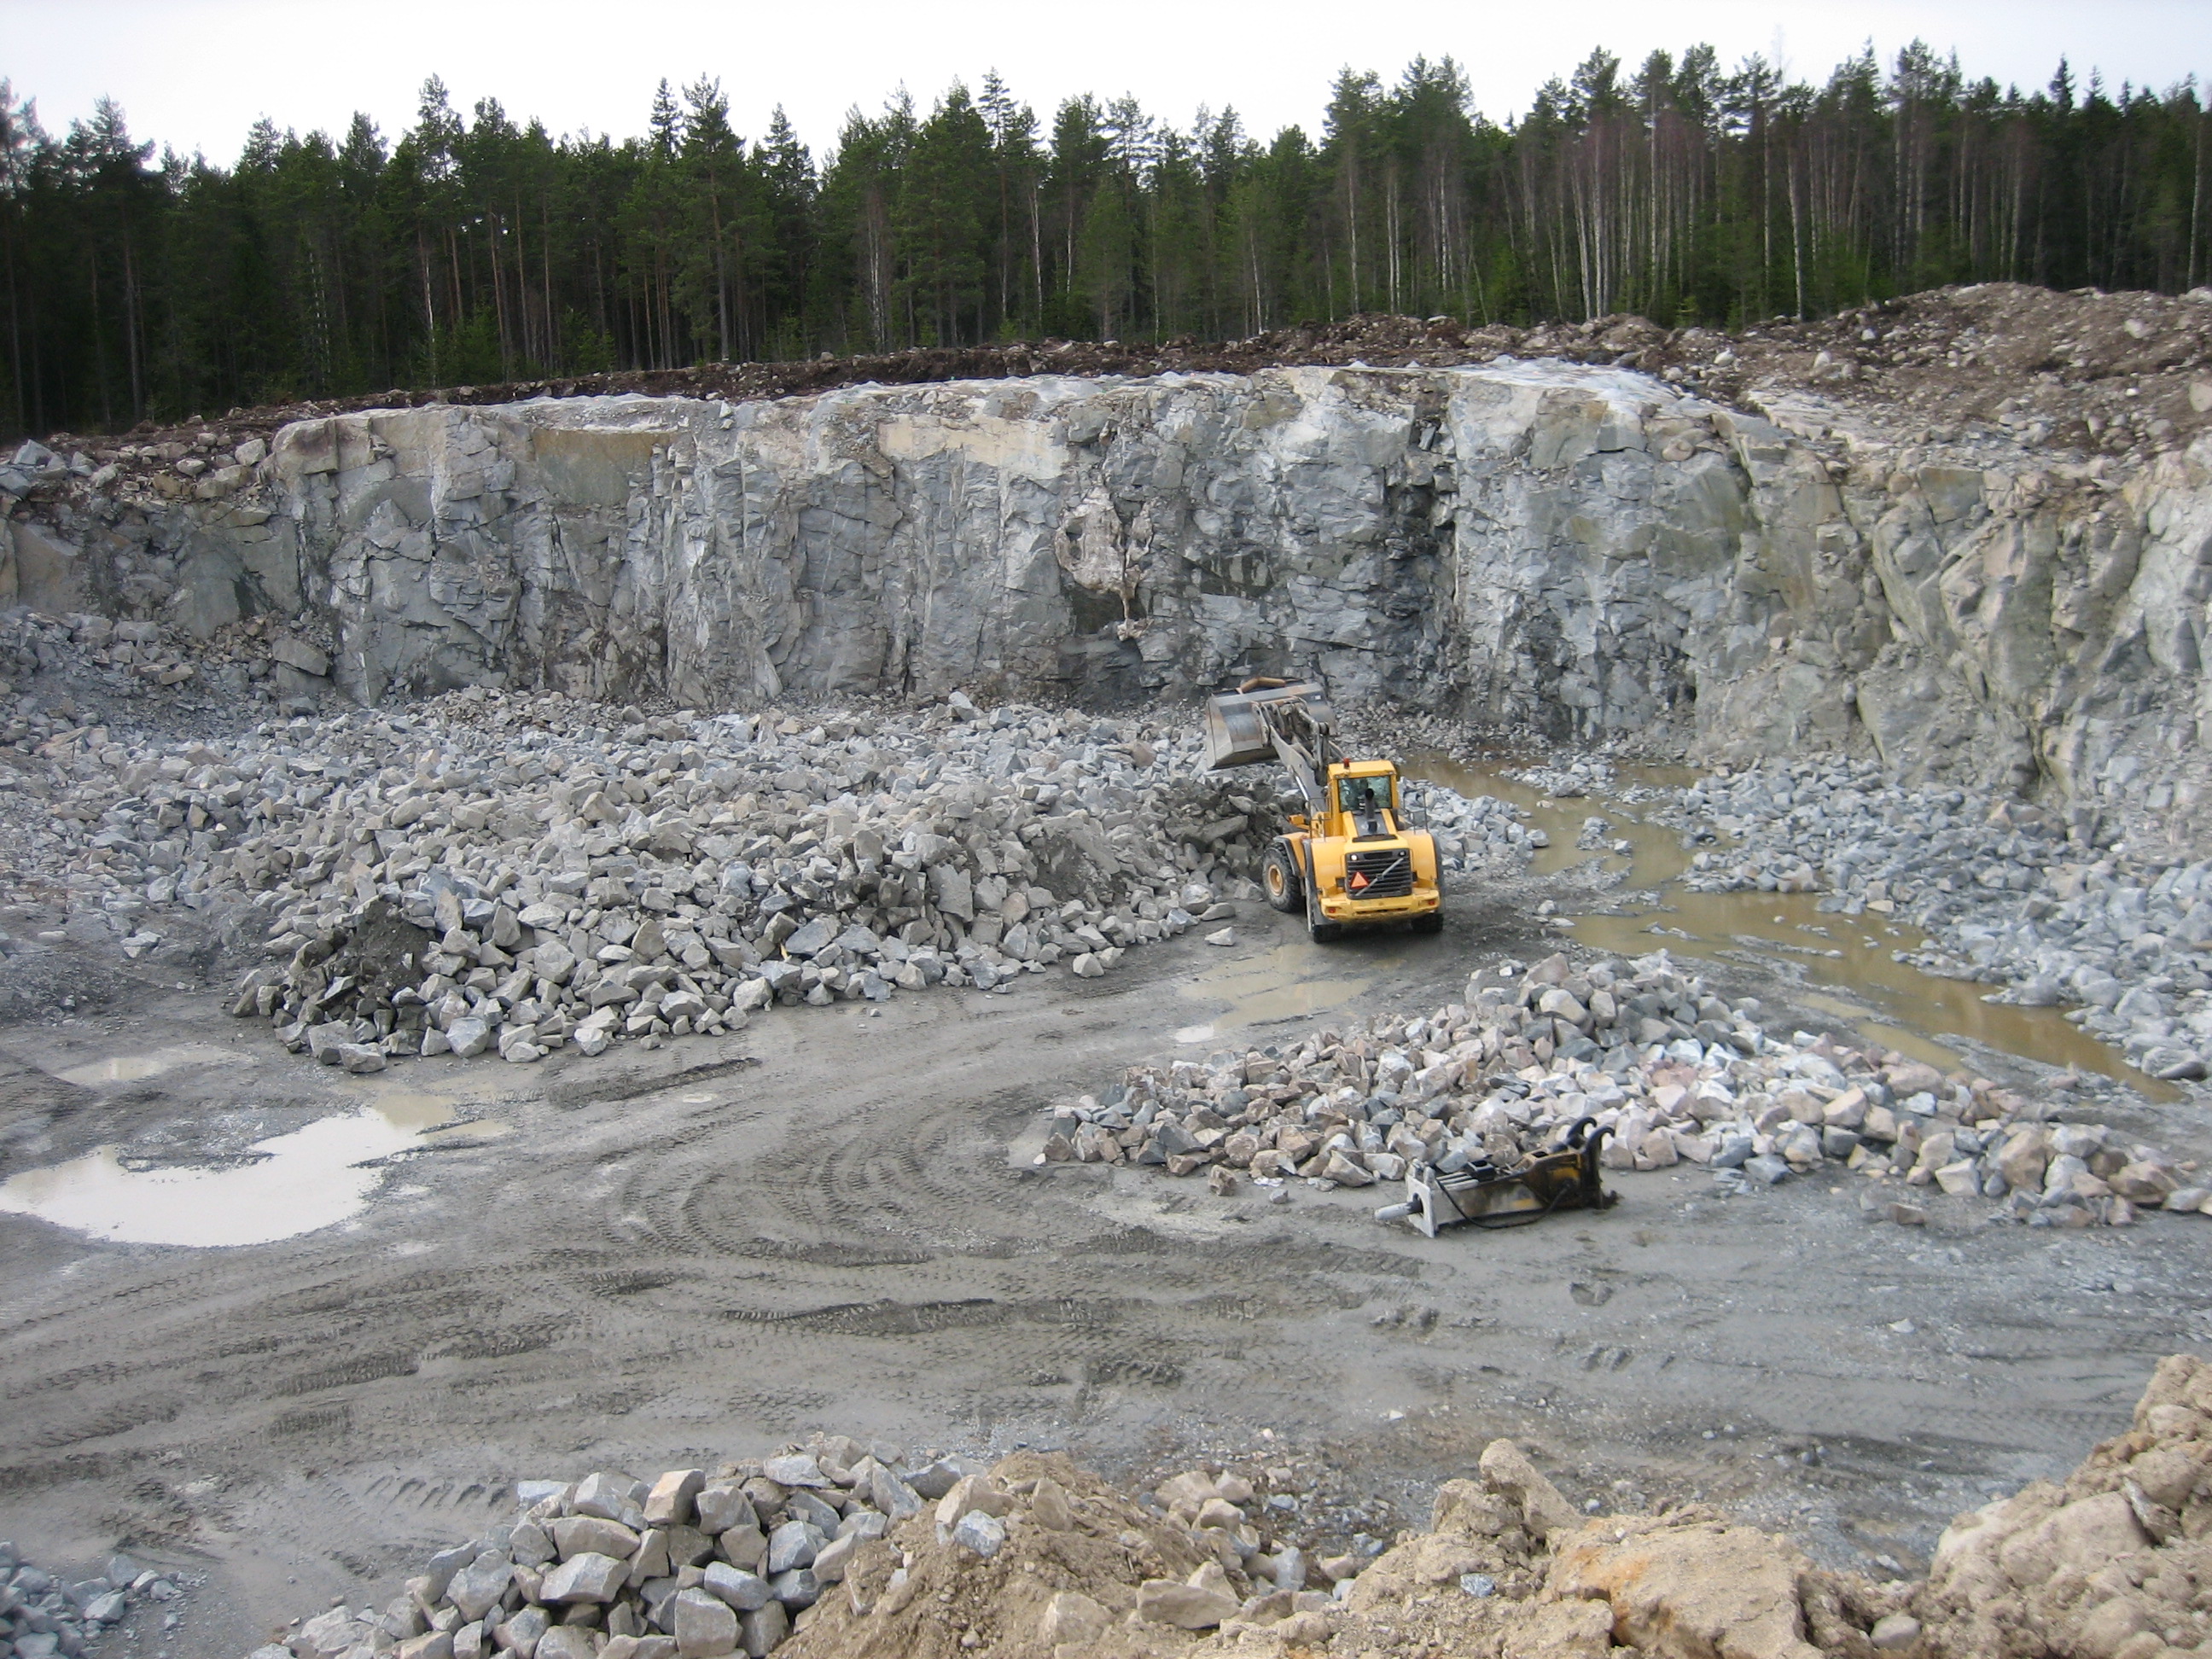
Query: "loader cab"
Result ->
[[1330, 763, 1401, 841]]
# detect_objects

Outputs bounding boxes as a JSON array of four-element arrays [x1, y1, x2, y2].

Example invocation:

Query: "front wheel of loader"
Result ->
[[1306, 885, 1346, 944], [1262, 840, 1302, 913]]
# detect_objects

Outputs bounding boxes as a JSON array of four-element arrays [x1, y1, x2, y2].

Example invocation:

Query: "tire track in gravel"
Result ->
[[3, 915, 2209, 1657]]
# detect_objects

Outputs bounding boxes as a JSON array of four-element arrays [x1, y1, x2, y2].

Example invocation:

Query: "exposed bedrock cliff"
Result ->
[[9, 359, 2212, 854]]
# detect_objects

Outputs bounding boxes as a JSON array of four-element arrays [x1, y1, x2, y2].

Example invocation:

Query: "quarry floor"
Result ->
[[4, 850, 2212, 1659]]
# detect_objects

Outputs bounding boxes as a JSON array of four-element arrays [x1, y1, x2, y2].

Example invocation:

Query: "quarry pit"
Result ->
[[3, 285, 2212, 1659]]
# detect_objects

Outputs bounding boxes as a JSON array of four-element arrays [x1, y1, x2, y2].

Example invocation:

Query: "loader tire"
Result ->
[[1306, 885, 1346, 944], [1262, 840, 1302, 912], [1411, 908, 1445, 935]]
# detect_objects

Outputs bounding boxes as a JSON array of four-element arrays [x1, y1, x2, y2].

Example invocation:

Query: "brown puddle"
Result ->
[[1174, 943, 1396, 1044], [1403, 753, 2164, 1093], [0, 1076, 506, 1248], [55, 1042, 251, 1086]]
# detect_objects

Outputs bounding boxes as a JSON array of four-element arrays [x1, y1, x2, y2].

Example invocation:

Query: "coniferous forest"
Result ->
[[2, 44, 2209, 439]]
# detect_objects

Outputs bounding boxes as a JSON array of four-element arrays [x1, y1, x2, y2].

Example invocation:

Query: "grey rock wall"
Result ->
[[14, 362, 2212, 857]]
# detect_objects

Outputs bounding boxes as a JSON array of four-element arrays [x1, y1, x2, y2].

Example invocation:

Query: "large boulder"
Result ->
[[1545, 1513, 1825, 1659]]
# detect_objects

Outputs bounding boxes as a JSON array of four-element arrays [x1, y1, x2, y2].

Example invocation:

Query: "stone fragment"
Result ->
[[807, 1534, 857, 1585], [736, 1602, 786, 1659], [572, 1471, 637, 1520], [763, 1522, 821, 1575], [950, 1511, 1004, 1558], [1870, 1614, 1922, 1650], [700, 1564, 770, 1613], [1029, 1476, 1073, 1530], [1037, 1590, 1109, 1645], [760, 1455, 827, 1488], [552, 1517, 639, 1561], [539, 1552, 627, 1604], [693, 1486, 753, 1534], [446, 1556, 513, 1622], [670, 1587, 736, 1659], [1137, 1578, 1239, 1628]]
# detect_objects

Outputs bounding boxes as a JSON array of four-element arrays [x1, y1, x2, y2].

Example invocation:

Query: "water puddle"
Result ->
[[56, 1042, 250, 1086], [1404, 753, 2157, 1090], [0, 1082, 504, 1248], [1175, 942, 1405, 1043]]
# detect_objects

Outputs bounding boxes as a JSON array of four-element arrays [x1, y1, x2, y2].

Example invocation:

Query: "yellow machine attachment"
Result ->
[[1202, 679, 1443, 942]]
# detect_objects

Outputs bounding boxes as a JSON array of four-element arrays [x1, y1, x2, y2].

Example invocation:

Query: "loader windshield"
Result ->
[[1336, 774, 1394, 836]]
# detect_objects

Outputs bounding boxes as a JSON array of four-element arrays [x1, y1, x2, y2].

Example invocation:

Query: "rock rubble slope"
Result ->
[[0, 682, 1525, 1062], [232, 1359, 2212, 1659], [0, 1542, 189, 1659], [1675, 760, 2212, 1085]]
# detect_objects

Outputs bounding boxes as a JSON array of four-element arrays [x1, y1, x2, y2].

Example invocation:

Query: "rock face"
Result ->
[[17, 358, 2212, 854]]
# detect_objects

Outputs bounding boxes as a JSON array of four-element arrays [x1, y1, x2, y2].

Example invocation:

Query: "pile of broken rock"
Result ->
[[0, 685, 1522, 1065], [1, 1542, 183, 1659], [1045, 950, 2209, 1228], [248, 1435, 1368, 1659], [1677, 758, 2212, 1086], [243, 1374, 2212, 1659]]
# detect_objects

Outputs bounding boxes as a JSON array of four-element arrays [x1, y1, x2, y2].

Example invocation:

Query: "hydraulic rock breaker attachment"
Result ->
[[1403, 1119, 1616, 1236]]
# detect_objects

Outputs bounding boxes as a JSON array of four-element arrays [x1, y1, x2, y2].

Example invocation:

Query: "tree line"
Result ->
[[3, 43, 2209, 439]]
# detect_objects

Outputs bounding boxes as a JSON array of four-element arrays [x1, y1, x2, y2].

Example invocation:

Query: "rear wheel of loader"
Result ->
[[1262, 841, 1302, 912], [1411, 909, 1445, 935]]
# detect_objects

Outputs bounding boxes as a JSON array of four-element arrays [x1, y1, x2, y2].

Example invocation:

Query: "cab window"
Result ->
[[1336, 776, 1392, 817]]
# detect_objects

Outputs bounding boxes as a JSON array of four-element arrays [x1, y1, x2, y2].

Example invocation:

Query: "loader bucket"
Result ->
[[1202, 681, 1333, 771]]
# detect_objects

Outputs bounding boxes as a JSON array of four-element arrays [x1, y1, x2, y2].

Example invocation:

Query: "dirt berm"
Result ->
[[783, 1354, 2212, 1658], [280, 1356, 2209, 1659]]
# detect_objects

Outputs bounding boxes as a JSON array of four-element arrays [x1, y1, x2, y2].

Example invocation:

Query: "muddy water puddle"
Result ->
[[55, 1041, 250, 1086], [1404, 753, 2150, 1088], [0, 1073, 506, 1248], [1173, 943, 1397, 1043]]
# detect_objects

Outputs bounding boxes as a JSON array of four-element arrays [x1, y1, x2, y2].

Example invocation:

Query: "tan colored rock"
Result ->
[[1996, 1128, 2050, 1193], [1037, 1590, 1109, 1645], [1345, 1533, 1495, 1600], [2109, 1161, 2178, 1203], [1997, 1491, 2149, 1587], [1431, 1476, 1527, 1541], [2127, 1443, 2206, 1511], [932, 1471, 1010, 1528], [1028, 1476, 1073, 1530], [1547, 1513, 1824, 1659], [1138, 1577, 1239, 1628], [1194, 1496, 1244, 1530], [1499, 1599, 1615, 1659], [644, 1469, 705, 1527], [2073, 1596, 2157, 1659], [1480, 1439, 1583, 1543]]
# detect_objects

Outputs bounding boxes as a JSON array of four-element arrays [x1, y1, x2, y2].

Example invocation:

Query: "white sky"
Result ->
[[7, 0, 2209, 164]]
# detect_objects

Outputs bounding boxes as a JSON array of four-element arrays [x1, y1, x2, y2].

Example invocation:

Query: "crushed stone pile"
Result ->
[[1043, 951, 2210, 1228], [1675, 759, 2212, 1084], [0, 682, 1523, 1062], [1, 1541, 188, 1659], [243, 1435, 1365, 1659]]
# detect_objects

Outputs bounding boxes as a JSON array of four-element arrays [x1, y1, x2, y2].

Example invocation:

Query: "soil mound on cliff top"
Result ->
[[31, 283, 2212, 498]]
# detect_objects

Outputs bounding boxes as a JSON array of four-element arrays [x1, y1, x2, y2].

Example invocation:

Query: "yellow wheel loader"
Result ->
[[1202, 678, 1443, 942]]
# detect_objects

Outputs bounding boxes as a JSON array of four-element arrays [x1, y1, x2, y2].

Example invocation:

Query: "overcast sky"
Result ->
[[7, 0, 2210, 163]]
